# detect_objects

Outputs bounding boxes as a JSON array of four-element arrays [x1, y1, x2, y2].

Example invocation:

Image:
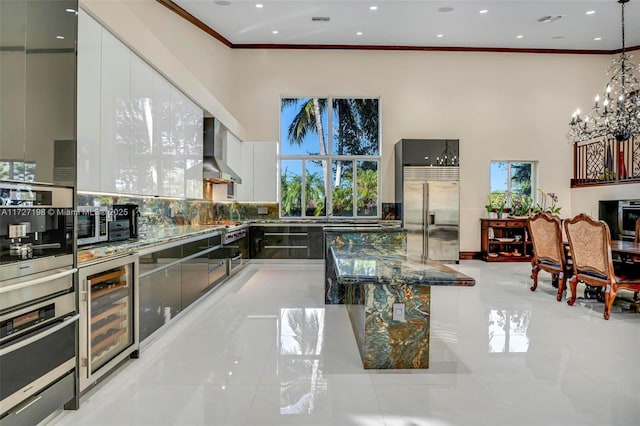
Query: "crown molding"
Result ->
[[157, 0, 640, 55]]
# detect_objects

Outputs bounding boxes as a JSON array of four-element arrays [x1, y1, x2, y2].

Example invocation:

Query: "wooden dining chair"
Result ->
[[635, 218, 640, 244], [528, 212, 570, 301], [564, 213, 640, 320]]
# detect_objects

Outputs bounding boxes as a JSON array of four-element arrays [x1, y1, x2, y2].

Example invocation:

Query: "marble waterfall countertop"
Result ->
[[330, 244, 475, 286], [77, 225, 226, 265]]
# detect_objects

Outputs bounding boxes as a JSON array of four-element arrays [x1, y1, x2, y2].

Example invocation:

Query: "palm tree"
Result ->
[[281, 98, 379, 215]]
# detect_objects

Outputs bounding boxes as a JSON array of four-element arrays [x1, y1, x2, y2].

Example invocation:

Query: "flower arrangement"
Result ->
[[533, 189, 561, 215], [511, 194, 533, 217]]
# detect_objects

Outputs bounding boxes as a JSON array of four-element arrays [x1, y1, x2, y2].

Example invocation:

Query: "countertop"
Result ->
[[78, 225, 225, 265], [330, 245, 475, 287], [78, 219, 403, 265]]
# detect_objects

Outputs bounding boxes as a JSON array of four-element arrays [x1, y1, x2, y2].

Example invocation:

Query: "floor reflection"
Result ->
[[488, 309, 531, 353], [278, 308, 327, 415]]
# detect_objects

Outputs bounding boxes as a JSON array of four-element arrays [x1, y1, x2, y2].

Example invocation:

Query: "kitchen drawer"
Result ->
[[487, 219, 529, 228], [0, 372, 74, 426]]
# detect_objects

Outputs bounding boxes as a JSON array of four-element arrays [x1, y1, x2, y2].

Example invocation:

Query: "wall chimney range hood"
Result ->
[[203, 117, 242, 184]]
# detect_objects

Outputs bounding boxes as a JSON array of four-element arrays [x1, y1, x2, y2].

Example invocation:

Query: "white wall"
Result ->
[[230, 49, 614, 250], [571, 185, 640, 218]]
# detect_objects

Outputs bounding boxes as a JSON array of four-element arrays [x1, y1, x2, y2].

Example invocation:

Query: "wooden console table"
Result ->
[[480, 218, 533, 262]]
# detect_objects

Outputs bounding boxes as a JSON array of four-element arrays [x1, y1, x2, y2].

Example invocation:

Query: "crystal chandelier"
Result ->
[[568, 0, 640, 143]]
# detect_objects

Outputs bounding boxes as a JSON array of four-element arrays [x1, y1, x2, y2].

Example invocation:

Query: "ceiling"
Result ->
[[172, 0, 640, 52]]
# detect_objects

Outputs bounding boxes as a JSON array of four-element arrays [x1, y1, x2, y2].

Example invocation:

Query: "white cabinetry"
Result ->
[[226, 132, 242, 179], [129, 55, 155, 195], [77, 10, 102, 192], [184, 96, 203, 199], [236, 141, 277, 202], [99, 29, 131, 194], [77, 11, 203, 198]]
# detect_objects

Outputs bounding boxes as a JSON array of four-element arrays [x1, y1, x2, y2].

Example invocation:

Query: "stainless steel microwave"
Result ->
[[77, 206, 109, 246]]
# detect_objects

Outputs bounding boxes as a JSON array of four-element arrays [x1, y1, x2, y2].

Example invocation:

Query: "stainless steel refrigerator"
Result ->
[[404, 180, 459, 262]]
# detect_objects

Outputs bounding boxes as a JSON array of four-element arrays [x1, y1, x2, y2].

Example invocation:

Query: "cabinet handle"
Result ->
[[13, 395, 43, 415], [0, 268, 76, 295]]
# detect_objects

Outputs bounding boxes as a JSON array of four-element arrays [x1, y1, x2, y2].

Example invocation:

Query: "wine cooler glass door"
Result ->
[[79, 255, 139, 391]]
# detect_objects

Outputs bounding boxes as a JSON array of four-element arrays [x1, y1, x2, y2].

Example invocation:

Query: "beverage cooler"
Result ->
[[78, 254, 139, 391]]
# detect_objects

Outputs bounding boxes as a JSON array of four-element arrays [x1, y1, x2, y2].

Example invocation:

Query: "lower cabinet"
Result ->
[[250, 226, 324, 259], [138, 233, 225, 342], [139, 264, 181, 342]]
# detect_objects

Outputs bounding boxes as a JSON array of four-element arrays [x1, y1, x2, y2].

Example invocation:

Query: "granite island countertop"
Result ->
[[330, 245, 475, 286], [78, 225, 226, 265]]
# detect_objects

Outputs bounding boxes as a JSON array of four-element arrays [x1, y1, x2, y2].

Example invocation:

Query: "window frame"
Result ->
[[489, 160, 537, 207], [279, 96, 381, 218]]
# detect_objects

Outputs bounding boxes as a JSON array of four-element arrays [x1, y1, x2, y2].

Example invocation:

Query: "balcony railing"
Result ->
[[571, 137, 640, 187]]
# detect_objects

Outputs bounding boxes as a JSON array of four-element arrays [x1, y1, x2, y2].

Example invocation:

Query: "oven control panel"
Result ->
[[224, 228, 247, 244]]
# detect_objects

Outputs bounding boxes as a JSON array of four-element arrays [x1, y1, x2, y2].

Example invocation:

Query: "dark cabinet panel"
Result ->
[[139, 264, 181, 342], [250, 225, 324, 259], [0, 0, 77, 184]]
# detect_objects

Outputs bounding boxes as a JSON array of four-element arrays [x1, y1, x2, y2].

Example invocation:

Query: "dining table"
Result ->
[[610, 240, 640, 257]]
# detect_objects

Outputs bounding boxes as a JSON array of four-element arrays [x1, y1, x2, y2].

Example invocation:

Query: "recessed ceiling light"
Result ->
[[516, 35, 524, 39], [437, 34, 444, 38], [65, 8, 76, 13], [438, 7, 454, 13], [369, 6, 378, 11], [272, 30, 279, 34], [594, 37, 602, 41], [214, 1, 231, 6], [479, 10, 488, 14], [356, 32, 363, 36], [255, 3, 263, 8], [56, 35, 65, 39], [586, 10, 596, 15]]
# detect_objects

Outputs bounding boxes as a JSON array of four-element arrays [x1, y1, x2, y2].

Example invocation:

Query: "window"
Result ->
[[280, 97, 380, 218], [490, 161, 536, 208]]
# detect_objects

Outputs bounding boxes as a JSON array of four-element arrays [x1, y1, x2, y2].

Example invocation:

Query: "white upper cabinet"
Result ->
[[129, 54, 156, 196], [252, 142, 277, 202], [77, 11, 204, 199], [184, 96, 203, 199], [235, 141, 254, 202], [100, 29, 131, 194], [236, 141, 277, 202], [77, 10, 101, 192], [226, 131, 242, 179], [153, 73, 179, 197]]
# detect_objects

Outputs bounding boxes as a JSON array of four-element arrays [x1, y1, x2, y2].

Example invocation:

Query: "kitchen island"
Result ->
[[328, 240, 475, 369]]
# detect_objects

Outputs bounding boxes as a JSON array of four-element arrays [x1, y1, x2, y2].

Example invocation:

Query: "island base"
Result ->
[[345, 282, 431, 369]]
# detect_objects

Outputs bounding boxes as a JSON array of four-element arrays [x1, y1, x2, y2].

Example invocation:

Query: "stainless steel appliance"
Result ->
[[77, 206, 109, 246], [111, 204, 139, 238], [78, 254, 139, 392], [209, 222, 248, 275], [402, 167, 460, 262], [0, 183, 78, 422], [618, 200, 640, 240], [223, 225, 248, 274]]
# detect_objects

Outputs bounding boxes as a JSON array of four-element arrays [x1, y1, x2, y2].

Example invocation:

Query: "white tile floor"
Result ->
[[48, 260, 640, 426]]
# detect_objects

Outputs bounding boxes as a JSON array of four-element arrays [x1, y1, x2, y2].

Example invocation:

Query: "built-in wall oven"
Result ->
[[619, 200, 640, 240], [0, 182, 78, 423]]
